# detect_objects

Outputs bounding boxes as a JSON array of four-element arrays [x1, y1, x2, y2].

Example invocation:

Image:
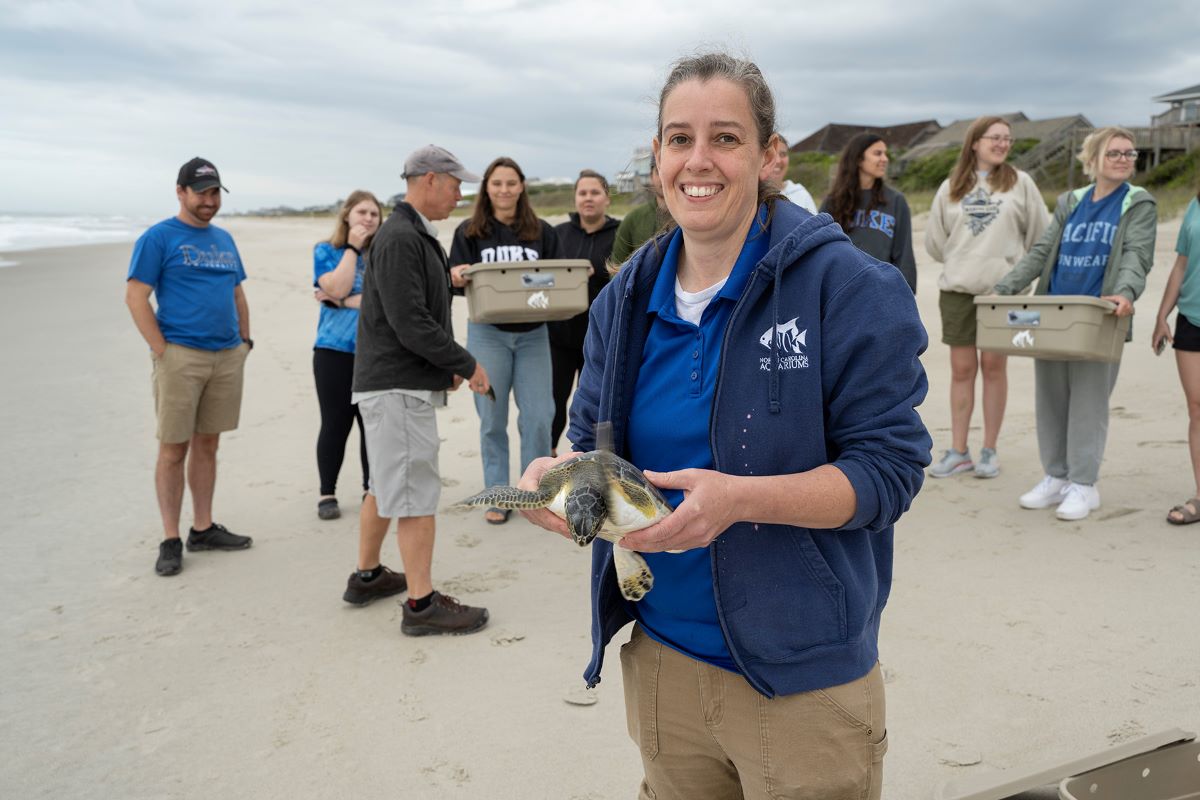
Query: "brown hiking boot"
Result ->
[[401, 592, 489, 637], [342, 565, 408, 606]]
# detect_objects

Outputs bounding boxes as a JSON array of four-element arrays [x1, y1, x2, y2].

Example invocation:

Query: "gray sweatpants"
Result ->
[[1034, 359, 1122, 485]]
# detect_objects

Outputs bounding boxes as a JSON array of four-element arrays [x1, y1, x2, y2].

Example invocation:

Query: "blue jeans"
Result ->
[[467, 321, 553, 488]]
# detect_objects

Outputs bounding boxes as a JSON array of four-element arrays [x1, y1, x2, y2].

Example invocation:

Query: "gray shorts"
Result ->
[[358, 393, 440, 518]]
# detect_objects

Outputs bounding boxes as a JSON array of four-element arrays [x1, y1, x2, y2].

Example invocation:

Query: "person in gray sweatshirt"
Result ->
[[819, 133, 916, 292]]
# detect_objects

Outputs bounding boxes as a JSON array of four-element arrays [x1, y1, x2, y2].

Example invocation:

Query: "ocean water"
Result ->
[[0, 214, 153, 266]]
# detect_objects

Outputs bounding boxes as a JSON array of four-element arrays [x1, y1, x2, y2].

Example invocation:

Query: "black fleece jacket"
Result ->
[[352, 202, 475, 393], [548, 212, 619, 350]]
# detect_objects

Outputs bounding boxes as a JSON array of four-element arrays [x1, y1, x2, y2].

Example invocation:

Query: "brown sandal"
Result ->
[[1166, 498, 1200, 525]]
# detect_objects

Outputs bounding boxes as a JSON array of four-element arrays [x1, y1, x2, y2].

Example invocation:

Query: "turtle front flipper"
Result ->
[[452, 487, 547, 511], [613, 546, 654, 601], [564, 485, 607, 546]]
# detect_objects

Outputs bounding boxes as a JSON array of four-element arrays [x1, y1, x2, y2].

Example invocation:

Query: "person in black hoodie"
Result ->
[[549, 170, 619, 454], [449, 157, 562, 524]]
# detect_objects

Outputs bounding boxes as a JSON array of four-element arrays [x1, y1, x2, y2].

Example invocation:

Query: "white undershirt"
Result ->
[[674, 277, 727, 325]]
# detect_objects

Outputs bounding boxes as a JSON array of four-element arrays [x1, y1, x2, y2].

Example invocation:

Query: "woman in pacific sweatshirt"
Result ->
[[820, 133, 917, 292], [549, 169, 619, 455], [995, 127, 1156, 521], [926, 116, 1049, 480], [514, 52, 929, 799], [449, 157, 561, 524]]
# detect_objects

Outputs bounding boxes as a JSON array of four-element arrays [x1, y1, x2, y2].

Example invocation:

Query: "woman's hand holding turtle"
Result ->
[[620, 468, 741, 553], [516, 453, 582, 538]]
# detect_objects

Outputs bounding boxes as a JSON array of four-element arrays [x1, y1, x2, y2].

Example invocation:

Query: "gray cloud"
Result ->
[[1, 0, 1195, 214]]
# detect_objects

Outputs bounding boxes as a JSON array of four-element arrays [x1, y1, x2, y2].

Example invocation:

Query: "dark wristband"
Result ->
[[346, 244, 361, 256], [243, 337, 254, 350]]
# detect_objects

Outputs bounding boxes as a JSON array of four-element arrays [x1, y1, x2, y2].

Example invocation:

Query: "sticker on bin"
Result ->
[[527, 291, 549, 310], [522, 273, 556, 288], [1007, 310, 1040, 327], [1012, 330, 1035, 349]]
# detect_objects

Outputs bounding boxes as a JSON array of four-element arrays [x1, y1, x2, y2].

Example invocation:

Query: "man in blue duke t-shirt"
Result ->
[[125, 157, 254, 578]]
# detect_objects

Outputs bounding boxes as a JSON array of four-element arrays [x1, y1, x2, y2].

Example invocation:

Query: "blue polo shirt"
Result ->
[[625, 214, 771, 671]]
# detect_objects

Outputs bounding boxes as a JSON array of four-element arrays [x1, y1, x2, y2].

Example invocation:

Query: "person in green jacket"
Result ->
[[611, 156, 671, 266], [994, 126, 1157, 521]]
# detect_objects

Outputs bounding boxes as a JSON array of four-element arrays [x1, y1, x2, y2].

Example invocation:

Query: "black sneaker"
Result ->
[[317, 498, 340, 520], [186, 523, 253, 551], [401, 592, 488, 637], [156, 538, 183, 576], [342, 565, 408, 606]]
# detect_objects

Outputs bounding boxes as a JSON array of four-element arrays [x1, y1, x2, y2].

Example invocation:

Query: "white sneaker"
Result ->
[[1055, 483, 1100, 521], [1019, 475, 1069, 509]]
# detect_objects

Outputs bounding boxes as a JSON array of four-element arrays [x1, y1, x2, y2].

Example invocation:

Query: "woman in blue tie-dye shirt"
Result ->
[[312, 190, 382, 521]]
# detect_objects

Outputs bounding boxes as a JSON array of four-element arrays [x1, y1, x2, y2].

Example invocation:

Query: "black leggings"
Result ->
[[550, 341, 584, 451], [314, 348, 368, 496]]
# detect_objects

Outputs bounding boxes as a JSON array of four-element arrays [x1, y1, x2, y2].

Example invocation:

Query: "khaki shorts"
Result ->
[[152, 342, 249, 444], [621, 624, 887, 799], [939, 290, 979, 347], [359, 393, 440, 518]]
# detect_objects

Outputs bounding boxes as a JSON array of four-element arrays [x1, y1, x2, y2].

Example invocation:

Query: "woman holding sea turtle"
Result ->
[[515, 52, 929, 799]]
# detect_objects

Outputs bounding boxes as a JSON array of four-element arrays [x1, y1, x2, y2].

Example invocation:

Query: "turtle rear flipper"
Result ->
[[613, 547, 653, 601]]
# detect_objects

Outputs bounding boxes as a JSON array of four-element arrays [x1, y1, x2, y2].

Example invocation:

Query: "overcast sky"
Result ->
[[2, 0, 1197, 216]]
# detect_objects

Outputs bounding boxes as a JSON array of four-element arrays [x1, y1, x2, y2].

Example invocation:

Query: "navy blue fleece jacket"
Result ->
[[567, 200, 931, 698]]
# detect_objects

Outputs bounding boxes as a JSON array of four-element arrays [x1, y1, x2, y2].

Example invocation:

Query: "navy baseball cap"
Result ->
[[177, 157, 229, 192]]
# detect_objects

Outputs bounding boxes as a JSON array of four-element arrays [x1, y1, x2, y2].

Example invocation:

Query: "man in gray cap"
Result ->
[[343, 144, 493, 636]]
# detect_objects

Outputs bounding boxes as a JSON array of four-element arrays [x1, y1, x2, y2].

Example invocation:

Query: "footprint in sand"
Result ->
[[409, 649, 427, 665], [420, 759, 470, 786], [440, 568, 519, 595], [455, 534, 481, 548], [440, 476, 460, 487], [450, 416, 464, 423], [458, 449, 478, 458], [490, 629, 525, 647]]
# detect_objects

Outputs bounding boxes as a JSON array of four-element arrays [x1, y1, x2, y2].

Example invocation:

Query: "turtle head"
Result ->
[[564, 486, 607, 547]]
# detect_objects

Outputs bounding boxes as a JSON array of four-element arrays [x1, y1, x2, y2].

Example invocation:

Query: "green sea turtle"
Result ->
[[453, 450, 673, 601]]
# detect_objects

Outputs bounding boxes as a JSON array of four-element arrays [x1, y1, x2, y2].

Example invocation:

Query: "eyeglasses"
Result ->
[[1104, 150, 1139, 161], [979, 135, 1014, 144]]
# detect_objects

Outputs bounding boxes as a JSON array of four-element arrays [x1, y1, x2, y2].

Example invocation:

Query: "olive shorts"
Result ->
[[620, 624, 888, 800], [152, 342, 248, 444], [939, 290, 980, 347]]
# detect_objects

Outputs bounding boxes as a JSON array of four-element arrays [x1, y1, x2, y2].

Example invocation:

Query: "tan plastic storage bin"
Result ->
[[464, 259, 590, 324], [1058, 738, 1200, 799], [974, 295, 1130, 363]]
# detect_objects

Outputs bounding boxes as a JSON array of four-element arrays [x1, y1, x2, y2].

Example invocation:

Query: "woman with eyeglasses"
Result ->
[[994, 126, 1157, 521], [1151, 177, 1200, 524], [926, 116, 1049, 480]]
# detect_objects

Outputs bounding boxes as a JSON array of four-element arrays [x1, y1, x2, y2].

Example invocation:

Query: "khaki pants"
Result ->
[[620, 625, 887, 800], [152, 342, 248, 443]]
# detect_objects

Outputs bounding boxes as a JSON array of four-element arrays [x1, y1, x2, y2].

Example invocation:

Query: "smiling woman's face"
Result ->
[[653, 77, 773, 247]]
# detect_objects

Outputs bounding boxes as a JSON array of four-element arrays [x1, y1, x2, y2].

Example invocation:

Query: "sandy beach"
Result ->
[[2, 211, 1198, 800]]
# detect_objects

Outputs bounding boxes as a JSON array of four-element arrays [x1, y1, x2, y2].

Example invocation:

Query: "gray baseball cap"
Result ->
[[401, 145, 480, 182]]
